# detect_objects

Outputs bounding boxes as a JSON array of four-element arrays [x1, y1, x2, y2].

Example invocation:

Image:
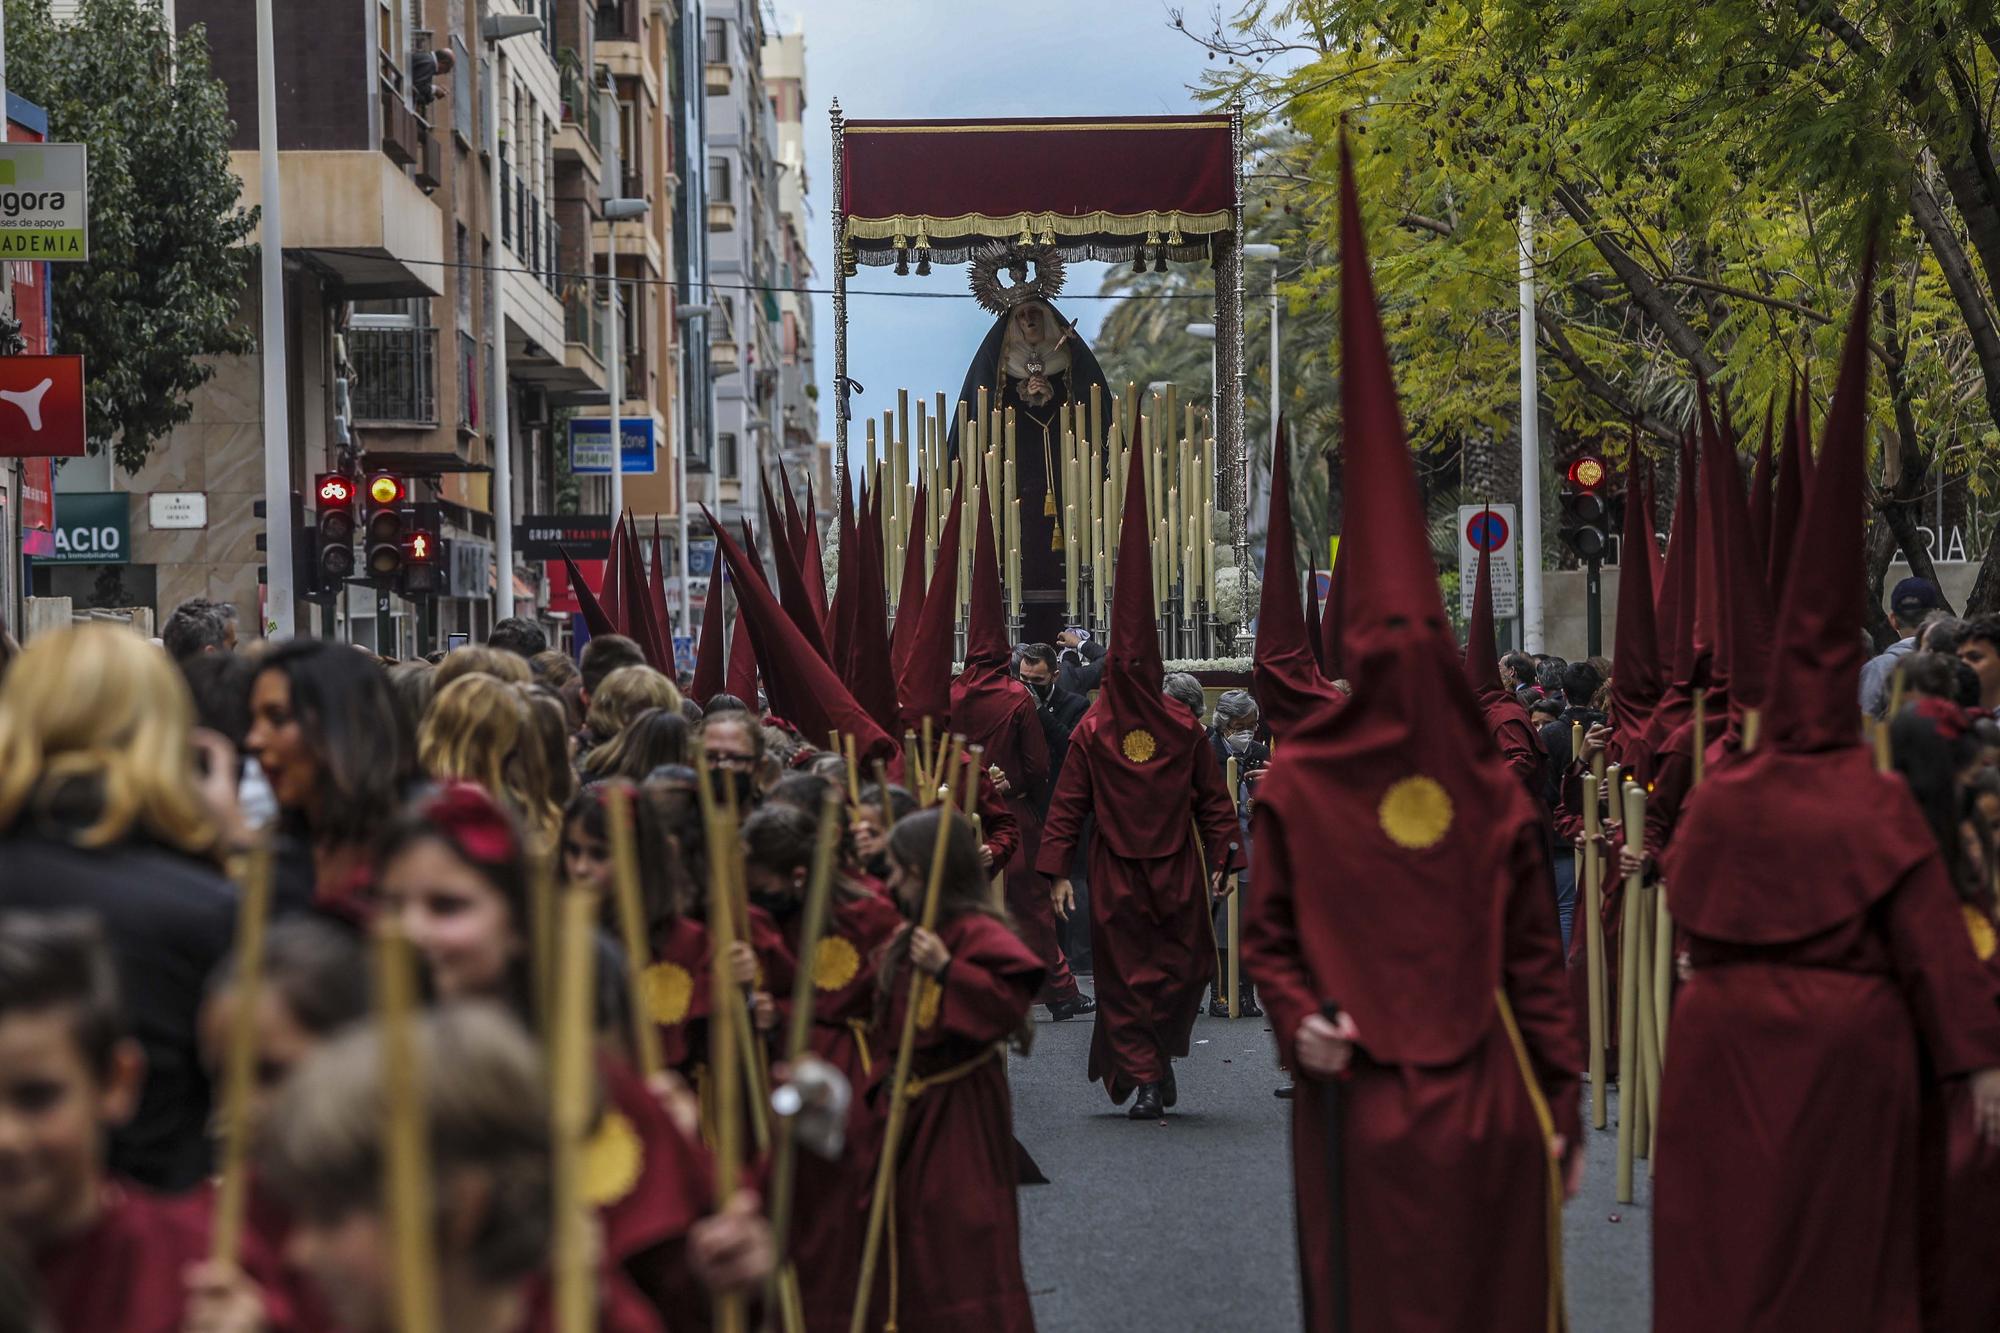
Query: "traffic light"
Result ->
[[1559, 455, 1612, 561], [400, 524, 441, 595], [363, 472, 407, 581], [314, 473, 358, 588]]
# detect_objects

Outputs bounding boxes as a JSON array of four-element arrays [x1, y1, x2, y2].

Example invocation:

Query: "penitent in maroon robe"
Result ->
[[34, 1183, 226, 1333], [1036, 712, 1237, 1099], [780, 882, 907, 1333], [861, 910, 1043, 1333], [1924, 903, 2000, 1333]]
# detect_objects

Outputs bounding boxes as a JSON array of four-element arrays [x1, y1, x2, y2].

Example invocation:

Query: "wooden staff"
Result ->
[[1741, 707, 1761, 753], [1632, 882, 1658, 1164], [605, 784, 664, 1080], [1226, 755, 1242, 1021], [210, 836, 274, 1267], [719, 769, 773, 1156], [374, 918, 441, 1333], [1581, 774, 1607, 1131], [551, 885, 599, 1333], [528, 848, 557, 1041], [695, 753, 749, 1333], [1652, 880, 1673, 1155], [842, 733, 862, 806], [849, 739, 963, 1333], [961, 744, 984, 819], [767, 784, 846, 1333], [920, 719, 936, 806], [1615, 783, 1647, 1204]]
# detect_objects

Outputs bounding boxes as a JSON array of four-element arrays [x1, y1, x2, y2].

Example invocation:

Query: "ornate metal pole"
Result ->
[[1225, 100, 1251, 649], [830, 99, 849, 505]]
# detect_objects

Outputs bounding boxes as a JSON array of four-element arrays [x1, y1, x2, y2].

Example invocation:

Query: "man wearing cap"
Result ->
[[1860, 575, 1944, 716]]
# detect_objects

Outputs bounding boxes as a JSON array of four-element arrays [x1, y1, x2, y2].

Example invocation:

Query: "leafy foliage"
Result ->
[[7, 0, 256, 472]]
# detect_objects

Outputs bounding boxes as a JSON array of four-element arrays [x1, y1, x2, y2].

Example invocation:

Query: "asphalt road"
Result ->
[[1010, 1008, 1652, 1332]]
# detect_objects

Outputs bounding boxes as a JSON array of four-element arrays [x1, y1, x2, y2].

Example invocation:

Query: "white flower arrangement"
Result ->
[[1165, 657, 1254, 674], [1210, 564, 1259, 627]]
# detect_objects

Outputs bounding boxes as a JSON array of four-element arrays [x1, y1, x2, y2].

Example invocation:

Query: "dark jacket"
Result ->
[[1056, 638, 1106, 696], [1030, 681, 1090, 816], [0, 828, 236, 1192], [1540, 703, 1606, 811]]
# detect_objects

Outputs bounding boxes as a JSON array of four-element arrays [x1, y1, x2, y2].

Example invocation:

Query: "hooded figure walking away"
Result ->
[[1036, 425, 1241, 1121], [1654, 257, 2000, 1333], [1241, 139, 1583, 1333]]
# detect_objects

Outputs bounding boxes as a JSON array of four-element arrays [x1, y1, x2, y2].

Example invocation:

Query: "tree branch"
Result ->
[[1535, 310, 1683, 444], [1551, 180, 1724, 380]]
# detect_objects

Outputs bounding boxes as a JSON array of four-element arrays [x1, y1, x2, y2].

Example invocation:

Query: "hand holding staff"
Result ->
[[849, 738, 963, 1333]]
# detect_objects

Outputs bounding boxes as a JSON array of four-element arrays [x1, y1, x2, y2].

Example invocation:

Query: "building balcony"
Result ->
[[230, 150, 445, 298], [555, 48, 604, 174], [705, 63, 732, 94], [595, 0, 639, 45], [710, 340, 739, 376], [707, 200, 736, 232], [349, 326, 440, 427], [564, 285, 606, 373]]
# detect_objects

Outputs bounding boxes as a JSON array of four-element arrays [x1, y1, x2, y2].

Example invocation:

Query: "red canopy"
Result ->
[[839, 114, 1235, 262]]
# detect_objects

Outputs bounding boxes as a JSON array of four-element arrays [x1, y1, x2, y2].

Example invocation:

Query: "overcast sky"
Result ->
[[769, 0, 1220, 463]]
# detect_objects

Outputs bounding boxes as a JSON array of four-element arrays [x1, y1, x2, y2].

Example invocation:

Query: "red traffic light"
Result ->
[[315, 474, 356, 508], [366, 472, 405, 507], [402, 530, 438, 564], [1566, 456, 1607, 490]]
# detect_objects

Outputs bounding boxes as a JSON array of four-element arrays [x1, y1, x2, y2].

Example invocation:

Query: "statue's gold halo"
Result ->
[[1379, 775, 1454, 850], [1121, 728, 1158, 763]]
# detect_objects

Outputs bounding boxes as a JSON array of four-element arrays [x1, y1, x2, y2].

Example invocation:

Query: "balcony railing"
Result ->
[[557, 48, 605, 151], [349, 327, 440, 427], [596, 0, 638, 43], [457, 329, 478, 430], [545, 214, 561, 293], [499, 160, 514, 250]]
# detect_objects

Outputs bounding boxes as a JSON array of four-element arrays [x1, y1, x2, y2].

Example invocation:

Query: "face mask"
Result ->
[[1026, 680, 1052, 701]]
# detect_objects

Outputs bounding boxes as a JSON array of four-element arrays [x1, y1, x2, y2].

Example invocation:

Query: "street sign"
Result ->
[[568, 416, 656, 475], [1458, 504, 1519, 618], [43, 492, 128, 565], [448, 537, 493, 599], [688, 539, 717, 578], [0, 355, 85, 458], [516, 513, 612, 560], [148, 492, 208, 530], [0, 144, 88, 260]]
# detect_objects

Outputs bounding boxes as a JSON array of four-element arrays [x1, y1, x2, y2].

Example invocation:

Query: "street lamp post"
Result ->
[[481, 5, 543, 627], [602, 197, 648, 526], [674, 301, 714, 641], [255, 0, 294, 637]]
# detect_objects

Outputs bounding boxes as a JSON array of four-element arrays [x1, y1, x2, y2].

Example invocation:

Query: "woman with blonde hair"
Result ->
[[581, 665, 682, 760], [419, 674, 561, 846], [0, 622, 239, 1192]]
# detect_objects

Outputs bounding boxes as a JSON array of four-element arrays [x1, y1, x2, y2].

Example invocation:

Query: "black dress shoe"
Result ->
[[1208, 992, 1231, 1018], [1048, 994, 1098, 1022], [1129, 1082, 1164, 1120], [1161, 1063, 1178, 1109], [1273, 1085, 1295, 1100], [1237, 989, 1264, 1019]]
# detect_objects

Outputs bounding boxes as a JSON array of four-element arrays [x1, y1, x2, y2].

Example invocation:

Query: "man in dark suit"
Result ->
[[1017, 641, 1094, 974], [1054, 628, 1106, 695]]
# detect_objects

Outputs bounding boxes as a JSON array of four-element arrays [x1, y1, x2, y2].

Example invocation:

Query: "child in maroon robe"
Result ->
[[861, 807, 1042, 1333], [0, 913, 284, 1333], [742, 799, 905, 1333]]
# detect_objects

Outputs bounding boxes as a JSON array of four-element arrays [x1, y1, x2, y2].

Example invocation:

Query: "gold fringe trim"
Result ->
[[846, 120, 1230, 135], [844, 209, 1233, 244], [1495, 988, 1568, 1333]]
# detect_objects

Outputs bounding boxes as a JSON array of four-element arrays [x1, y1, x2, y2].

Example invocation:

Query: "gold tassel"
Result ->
[[1043, 491, 1056, 517]]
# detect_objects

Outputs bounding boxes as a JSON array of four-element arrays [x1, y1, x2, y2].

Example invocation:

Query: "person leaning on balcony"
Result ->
[[413, 47, 455, 108]]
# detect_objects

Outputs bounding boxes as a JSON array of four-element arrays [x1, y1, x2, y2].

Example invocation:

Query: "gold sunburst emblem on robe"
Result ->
[[580, 1110, 644, 1206], [813, 936, 862, 992], [641, 962, 695, 1026], [1120, 729, 1157, 763], [1379, 776, 1454, 851], [1965, 904, 1998, 962]]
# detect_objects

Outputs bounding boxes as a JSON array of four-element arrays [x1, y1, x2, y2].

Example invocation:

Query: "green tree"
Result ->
[[6, 0, 255, 473]]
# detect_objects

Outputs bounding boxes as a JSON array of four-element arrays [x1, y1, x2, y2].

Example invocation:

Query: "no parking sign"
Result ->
[[1458, 505, 1518, 618]]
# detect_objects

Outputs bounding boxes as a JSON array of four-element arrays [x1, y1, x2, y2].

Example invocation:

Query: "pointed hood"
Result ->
[[1644, 436, 1701, 755], [888, 481, 929, 696], [801, 483, 830, 633], [705, 506, 896, 763], [1320, 511, 1346, 680], [1253, 137, 1536, 1067], [1607, 436, 1662, 768], [691, 554, 728, 704], [1769, 379, 1808, 599], [737, 520, 767, 587], [951, 489, 1041, 776], [1691, 393, 1725, 699], [963, 490, 1011, 671], [760, 474, 833, 663], [1303, 556, 1326, 676], [1462, 523, 1504, 703], [1253, 418, 1341, 738], [601, 515, 628, 637], [1071, 404, 1209, 861], [724, 580, 759, 707], [899, 487, 962, 734], [778, 466, 808, 576], [1664, 249, 1934, 946], [644, 524, 676, 673], [1701, 390, 1775, 744], [828, 476, 856, 668], [560, 548, 616, 641], [848, 479, 901, 733], [1749, 397, 1775, 574]]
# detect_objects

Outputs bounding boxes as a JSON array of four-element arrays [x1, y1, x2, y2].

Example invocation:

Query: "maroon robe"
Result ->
[[595, 1050, 718, 1320], [780, 883, 906, 1333], [1924, 904, 2000, 1333], [518, 1269, 669, 1332], [861, 911, 1042, 1332], [34, 1183, 227, 1333], [1247, 821, 1580, 1333], [1035, 711, 1238, 1097]]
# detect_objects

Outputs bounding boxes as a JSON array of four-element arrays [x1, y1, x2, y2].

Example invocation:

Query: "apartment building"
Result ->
[[702, 0, 781, 540], [762, 25, 818, 502]]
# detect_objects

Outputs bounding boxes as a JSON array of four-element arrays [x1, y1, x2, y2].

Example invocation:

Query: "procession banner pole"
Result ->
[[850, 744, 963, 1333], [210, 835, 274, 1267], [1615, 784, 1647, 1203], [1227, 755, 1242, 1020], [767, 784, 846, 1333], [551, 885, 600, 1333], [1581, 773, 1606, 1130], [605, 784, 664, 1080]]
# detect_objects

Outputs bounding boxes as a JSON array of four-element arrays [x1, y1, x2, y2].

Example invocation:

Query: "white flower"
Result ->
[[1210, 564, 1259, 627]]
